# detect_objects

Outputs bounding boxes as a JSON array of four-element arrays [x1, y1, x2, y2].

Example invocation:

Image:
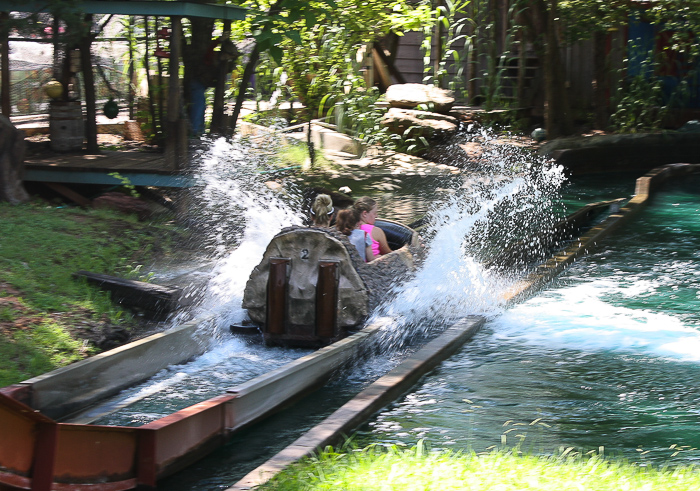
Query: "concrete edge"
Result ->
[[228, 315, 486, 490], [229, 323, 382, 398], [20, 314, 216, 419]]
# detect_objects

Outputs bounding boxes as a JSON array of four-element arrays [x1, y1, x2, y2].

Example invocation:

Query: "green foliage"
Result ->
[[262, 443, 700, 491], [609, 73, 666, 133], [230, 0, 426, 124], [0, 203, 151, 311], [609, 43, 668, 133], [321, 86, 397, 152], [557, 0, 629, 45], [419, 0, 471, 95], [108, 172, 140, 198], [274, 141, 332, 169], [0, 202, 186, 383]]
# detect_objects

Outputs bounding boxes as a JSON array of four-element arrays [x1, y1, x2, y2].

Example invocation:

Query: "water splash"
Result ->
[[174, 128, 568, 354], [373, 131, 567, 348], [493, 278, 700, 362], [175, 136, 304, 336]]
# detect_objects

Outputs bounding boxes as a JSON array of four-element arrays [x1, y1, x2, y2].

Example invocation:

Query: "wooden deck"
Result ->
[[24, 150, 194, 188]]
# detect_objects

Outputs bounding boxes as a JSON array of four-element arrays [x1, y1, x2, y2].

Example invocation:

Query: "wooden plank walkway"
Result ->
[[23, 151, 195, 188], [25, 150, 170, 173]]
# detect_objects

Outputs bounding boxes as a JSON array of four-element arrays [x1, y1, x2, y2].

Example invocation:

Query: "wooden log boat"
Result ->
[[242, 219, 423, 347]]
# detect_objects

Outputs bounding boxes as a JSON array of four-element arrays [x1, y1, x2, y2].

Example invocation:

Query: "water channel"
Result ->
[[87, 134, 698, 488], [358, 175, 700, 466]]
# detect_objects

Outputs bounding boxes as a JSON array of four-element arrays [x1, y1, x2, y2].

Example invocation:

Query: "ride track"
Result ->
[[1, 163, 698, 491]]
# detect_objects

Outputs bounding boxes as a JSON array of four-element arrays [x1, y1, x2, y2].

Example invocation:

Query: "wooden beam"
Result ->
[[73, 270, 183, 320], [43, 182, 91, 207]]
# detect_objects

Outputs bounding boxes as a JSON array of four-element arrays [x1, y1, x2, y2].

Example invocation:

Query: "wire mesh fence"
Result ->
[[5, 39, 131, 117]]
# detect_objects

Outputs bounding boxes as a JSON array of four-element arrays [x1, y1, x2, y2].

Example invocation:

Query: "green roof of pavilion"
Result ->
[[0, 1, 248, 20]]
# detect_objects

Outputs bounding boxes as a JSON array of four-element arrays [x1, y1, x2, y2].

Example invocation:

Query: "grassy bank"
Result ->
[[0, 200, 189, 386], [262, 444, 700, 490]]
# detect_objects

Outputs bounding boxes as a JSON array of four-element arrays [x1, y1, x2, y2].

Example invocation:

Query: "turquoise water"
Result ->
[[357, 178, 700, 464]]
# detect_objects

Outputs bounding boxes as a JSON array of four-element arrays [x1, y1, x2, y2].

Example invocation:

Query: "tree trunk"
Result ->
[[543, 0, 572, 137], [164, 16, 186, 171], [182, 14, 215, 136], [80, 14, 99, 154], [0, 117, 29, 204], [228, 44, 260, 136], [210, 20, 231, 135], [229, 0, 284, 136], [593, 30, 608, 129]]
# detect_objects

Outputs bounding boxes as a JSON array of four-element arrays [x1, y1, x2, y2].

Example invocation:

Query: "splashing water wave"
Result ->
[[492, 278, 700, 362]]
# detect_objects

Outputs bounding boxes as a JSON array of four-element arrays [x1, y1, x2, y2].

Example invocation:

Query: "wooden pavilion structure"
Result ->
[[0, 1, 247, 193]]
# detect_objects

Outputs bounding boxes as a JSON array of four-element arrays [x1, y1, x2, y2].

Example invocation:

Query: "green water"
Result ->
[[356, 176, 700, 464]]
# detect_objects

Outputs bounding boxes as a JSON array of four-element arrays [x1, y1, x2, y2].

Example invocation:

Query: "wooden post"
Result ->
[[165, 16, 185, 170], [266, 258, 289, 335], [80, 14, 99, 154], [31, 422, 58, 491], [315, 261, 338, 338], [1, 12, 10, 117]]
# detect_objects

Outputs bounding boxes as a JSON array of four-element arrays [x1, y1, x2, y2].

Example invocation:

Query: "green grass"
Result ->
[[274, 140, 333, 172], [0, 200, 188, 386], [262, 443, 700, 490]]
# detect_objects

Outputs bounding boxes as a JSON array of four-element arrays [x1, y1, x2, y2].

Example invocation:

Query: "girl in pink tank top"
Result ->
[[355, 197, 391, 257], [360, 223, 381, 257]]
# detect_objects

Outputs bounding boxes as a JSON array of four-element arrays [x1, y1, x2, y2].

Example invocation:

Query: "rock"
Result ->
[[385, 83, 455, 114], [92, 192, 152, 220], [0, 115, 29, 204], [531, 128, 547, 142], [381, 107, 458, 139], [678, 120, 700, 133], [123, 120, 145, 141], [97, 324, 130, 350]]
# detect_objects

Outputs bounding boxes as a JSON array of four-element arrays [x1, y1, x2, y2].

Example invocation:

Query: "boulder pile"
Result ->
[[382, 84, 458, 143]]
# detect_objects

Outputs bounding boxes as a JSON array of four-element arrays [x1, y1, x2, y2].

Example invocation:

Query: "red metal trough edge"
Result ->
[[0, 388, 238, 491]]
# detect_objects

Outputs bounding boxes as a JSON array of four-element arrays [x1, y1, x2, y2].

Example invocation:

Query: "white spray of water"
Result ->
[[181, 131, 568, 354], [184, 137, 303, 333], [372, 148, 567, 348], [492, 277, 700, 362]]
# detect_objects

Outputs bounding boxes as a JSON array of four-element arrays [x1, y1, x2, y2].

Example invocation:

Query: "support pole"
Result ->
[[266, 258, 289, 335], [165, 16, 185, 170], [1, 12, 10, 116], [31, 422, 58, 491], [136, 429, 157, 489], [315, 261, 338, 338]]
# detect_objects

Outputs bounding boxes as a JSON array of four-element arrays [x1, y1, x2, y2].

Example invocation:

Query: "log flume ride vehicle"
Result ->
[[241, 219, 423, 347]]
